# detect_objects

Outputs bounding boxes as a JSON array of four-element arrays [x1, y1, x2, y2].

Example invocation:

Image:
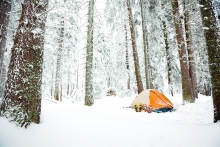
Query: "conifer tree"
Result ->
[[125, 24, 130, 90], [0, 0, 48, 128], [126, 0, 143, 94], [0, 0, 11, 99], [85, 0, 95, 106], [183, 0, 198, 98], [199, 0, 220, 123], [140, 0, 150, 89], [54, 1, 66, 102], [171, 0, 194, 103]]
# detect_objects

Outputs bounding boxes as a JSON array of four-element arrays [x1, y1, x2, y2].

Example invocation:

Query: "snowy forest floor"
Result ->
[[0, 94, 220, 147]]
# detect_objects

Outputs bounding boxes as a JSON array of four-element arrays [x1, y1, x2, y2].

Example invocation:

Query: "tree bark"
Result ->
[[85, 0, 95, 106], [171, 0, 194, 103], [54, 14, 65, 101], [162, 19, 173, 96], [0, 0, 48, 128], [126, 0, 144, 94], [0, 0, 11, 99], [183, 0, 198, 98], [199, 0, 220, 123], [140, 0, 150, 89], [125, 24, 130, 90]]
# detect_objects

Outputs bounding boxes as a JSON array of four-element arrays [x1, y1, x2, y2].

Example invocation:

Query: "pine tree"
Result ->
[[171, 0, 194, 103], [199, 0, 220, 123], [0, 0, 48, 128], [183, 0, 198, 98], [0, 0, 11, 99], [85, 0, 95, 106], [126, 0, 143, 94], [161, 17, 174, 96], [54, 2, 65, 102], [140, 0, 150, 89], [125, 24, 130, 90]]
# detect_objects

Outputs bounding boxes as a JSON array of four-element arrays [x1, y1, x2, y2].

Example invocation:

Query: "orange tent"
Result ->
[[131, 89, 173, 112]]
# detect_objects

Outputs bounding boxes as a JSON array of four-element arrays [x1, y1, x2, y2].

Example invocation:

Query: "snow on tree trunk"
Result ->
[[199, 0, 220, 123], [0, 0, 48, 128], [162, 19, 174, 96], [171, 0, 194, 103], [183, 0, 198, 98], [140, 0, 150, 89], [85, 0, 94, 106], [0, 0, 11, 99], [54, 14, 65, 102], [125, 24, 130, 90], [126, 0, 143, 94]]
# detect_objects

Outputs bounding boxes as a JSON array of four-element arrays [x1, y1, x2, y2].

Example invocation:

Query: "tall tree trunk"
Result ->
[[171, 0, 194, 103], [162, 19, 173, 96], [51, 73, 54, 97], [0, 0, 11, 99], [199, 0, 220, 123], [126, 0, 143, 94], [140, 0, 150, 89], [183, 0, 198, 98], [85, 0, 95, 106], [54, 14, 65, 101], [125, 24, 130, 90], [0, 0, 48, 128]]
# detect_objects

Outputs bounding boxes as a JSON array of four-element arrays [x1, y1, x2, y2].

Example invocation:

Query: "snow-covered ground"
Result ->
[[0, 94, 220, 147]]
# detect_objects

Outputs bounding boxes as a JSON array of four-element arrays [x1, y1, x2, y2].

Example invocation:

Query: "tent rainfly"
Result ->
[[131, 89, 173, 113]]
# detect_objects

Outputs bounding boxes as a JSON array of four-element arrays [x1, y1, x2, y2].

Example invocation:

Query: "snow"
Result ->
[[0, 94, 220, 147]]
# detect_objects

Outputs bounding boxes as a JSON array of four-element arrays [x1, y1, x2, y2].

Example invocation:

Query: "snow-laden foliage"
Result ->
[[160, 0, 181, 94], [0, 0, 215, 108], [42, 0, 83, 101], [184, 0, 211, 95], [102, 0, 137, 97], [0, 0, 219, 128]]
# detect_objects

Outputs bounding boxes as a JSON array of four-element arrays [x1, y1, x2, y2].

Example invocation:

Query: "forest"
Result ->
[[0, 0, 220, 129]]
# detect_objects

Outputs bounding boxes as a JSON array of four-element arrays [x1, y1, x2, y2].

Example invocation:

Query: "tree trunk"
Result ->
[[0, 0, 48, 128], [54, 15, 65, 101], [0, 0, 11, 99], [183, 0, 198, 98], [85, 0, 95, 106], [171, 0, 194, 103], [125, 24, 130, 90], [199, 0, 220, 123], [126, 0, 143, 94], [140, 0, 150, 89], [162, 20, 173, 96], [51, 72, 54, 97]]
